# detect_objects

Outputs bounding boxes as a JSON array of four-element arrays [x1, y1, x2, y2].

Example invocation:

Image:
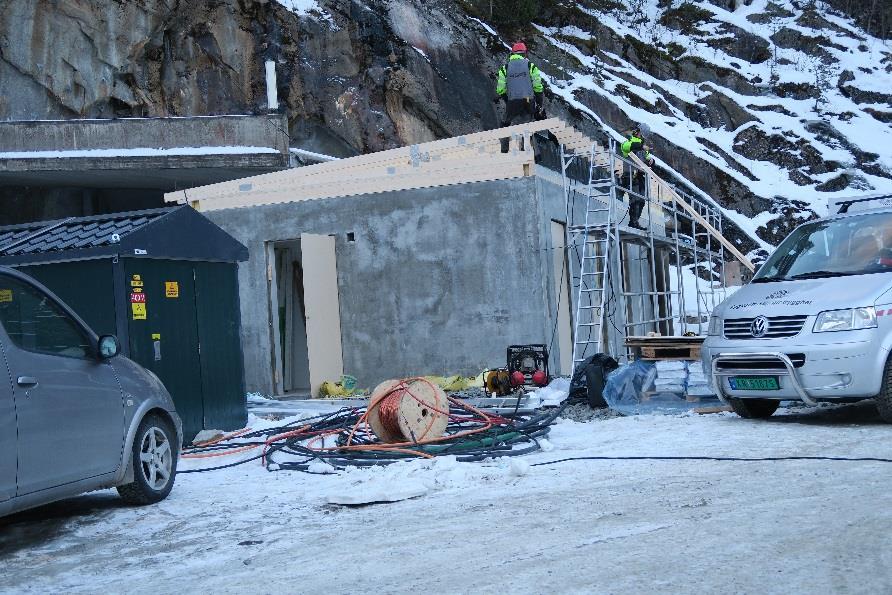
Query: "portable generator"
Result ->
[[507, 344, 549, 388]]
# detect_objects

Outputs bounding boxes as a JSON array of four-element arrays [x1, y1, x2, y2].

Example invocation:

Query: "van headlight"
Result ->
[[813, 307, 877, 332], [707, 315, 722, 336]]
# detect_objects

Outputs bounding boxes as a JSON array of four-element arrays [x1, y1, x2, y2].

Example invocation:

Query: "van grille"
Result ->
[[715, 354, 806, 370], [723, 315, 808, 339]]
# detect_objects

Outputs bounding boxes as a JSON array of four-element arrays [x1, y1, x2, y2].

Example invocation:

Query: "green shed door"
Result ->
[[194, 262, 247, 432], [124, 260, 204, 442]]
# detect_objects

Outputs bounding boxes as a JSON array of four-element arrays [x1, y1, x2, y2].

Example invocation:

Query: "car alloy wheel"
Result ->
[[139, 426, 173, 491]]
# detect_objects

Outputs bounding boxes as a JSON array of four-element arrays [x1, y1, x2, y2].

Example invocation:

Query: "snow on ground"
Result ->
[[3, 402, 892, 593]]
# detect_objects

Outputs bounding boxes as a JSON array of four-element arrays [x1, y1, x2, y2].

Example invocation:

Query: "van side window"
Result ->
[[0, 276, 92, 359]]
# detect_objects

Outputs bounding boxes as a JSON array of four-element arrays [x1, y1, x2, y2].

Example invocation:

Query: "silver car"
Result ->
[[703, 207, 892, 420], [0, 266, 182, 517]]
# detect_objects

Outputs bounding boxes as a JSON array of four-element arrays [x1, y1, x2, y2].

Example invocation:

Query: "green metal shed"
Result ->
[[0, 206, 249, 442]]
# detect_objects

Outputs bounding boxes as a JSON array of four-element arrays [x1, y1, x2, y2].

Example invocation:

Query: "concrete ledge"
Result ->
[[0, 152, 288, 172], [0, 114, 292, 189], [0, 114, 289, 153]]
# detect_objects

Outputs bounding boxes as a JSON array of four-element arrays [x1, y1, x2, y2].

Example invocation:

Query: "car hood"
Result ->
[[717, 273, 892, 318]]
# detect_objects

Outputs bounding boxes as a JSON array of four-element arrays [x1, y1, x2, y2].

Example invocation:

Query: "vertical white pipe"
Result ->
[[265, 60, 279, 111]]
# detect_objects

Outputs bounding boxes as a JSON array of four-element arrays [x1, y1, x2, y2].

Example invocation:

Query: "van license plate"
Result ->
[[729, 376, 780, 390]]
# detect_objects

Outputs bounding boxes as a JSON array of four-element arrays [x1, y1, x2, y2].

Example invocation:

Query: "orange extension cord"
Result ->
[[182, 377, 509, 464]]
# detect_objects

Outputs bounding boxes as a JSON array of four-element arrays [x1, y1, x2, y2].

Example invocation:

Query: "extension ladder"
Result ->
[[561, 141, 620, 375]]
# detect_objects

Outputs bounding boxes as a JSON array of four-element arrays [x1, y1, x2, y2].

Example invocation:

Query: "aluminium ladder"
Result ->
[[561, 140, 620, 376]]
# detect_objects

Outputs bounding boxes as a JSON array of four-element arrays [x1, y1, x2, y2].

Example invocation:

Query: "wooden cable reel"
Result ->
[[367, 378, 449, 443]]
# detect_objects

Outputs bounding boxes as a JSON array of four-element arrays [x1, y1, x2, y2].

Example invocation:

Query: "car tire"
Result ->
[[876, 356, 892, 423], [117, 414, 178, 505], [727, 397, 779, 419]]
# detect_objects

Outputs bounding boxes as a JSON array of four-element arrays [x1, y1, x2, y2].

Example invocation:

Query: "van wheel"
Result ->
[[117, 414, 178, 505], [875, 356, 892, 423], [727, 398, 779, 419]]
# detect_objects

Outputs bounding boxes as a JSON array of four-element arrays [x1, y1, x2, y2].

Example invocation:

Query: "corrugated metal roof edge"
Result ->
[[0, 205, 181, 234], [0, 204, 247, 264], [0, 206, 184, 256]]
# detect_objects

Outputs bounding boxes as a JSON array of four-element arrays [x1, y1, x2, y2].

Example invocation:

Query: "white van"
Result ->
[[702, 199, 892, 420]]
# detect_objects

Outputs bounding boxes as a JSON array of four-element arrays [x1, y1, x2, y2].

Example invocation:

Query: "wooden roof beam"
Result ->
[[192, 159, 530, 212]]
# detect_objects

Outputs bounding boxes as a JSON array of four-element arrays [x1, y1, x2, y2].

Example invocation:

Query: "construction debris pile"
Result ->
[[183, 378, 561, 473]]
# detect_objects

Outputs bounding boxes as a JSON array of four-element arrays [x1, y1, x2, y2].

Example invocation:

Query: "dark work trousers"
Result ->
[[500, 98, 536, 153], [619, 169, 646, 227]]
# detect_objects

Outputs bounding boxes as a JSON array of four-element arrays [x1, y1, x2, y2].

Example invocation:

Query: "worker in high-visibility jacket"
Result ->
[[496, 41, 545, 153], [619, 126, 654, 230], [621, 127, 651, 161]]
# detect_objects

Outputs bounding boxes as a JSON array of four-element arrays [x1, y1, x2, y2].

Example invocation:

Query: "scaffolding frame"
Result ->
[[560, 135, 748, 370]]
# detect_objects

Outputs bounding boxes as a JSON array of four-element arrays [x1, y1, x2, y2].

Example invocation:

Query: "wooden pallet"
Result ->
[[625, 335, 705, 361], [639, 345, 702, 360]]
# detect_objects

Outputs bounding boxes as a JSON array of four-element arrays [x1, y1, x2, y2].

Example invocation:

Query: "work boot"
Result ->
[[629, 221, 645, 230]]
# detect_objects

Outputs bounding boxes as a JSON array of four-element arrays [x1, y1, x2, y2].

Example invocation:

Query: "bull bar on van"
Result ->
[[710, 352, 818, 406]]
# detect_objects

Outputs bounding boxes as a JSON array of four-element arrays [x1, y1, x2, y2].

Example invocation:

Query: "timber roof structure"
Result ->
[[163, 118, 752, 270], [164, 118, 600, 212]]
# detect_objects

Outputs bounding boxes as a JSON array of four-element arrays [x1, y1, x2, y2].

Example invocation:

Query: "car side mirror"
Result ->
[[98, 335, 120, 359]]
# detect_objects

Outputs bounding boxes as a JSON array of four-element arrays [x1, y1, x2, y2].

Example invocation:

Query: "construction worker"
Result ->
[[620, 126, 649, 161], [619, 126, 653, 230], [496, 42, 545, 153]]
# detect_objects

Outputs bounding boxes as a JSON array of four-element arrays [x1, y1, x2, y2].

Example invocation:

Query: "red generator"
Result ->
[[507, 344, 549, 388]]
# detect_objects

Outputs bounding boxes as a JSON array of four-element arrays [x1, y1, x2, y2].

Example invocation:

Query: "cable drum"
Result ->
[[366, 378, 449, 443]]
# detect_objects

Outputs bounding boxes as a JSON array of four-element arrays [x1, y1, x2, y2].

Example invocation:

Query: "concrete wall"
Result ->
[[207, 176, 556, 395], [535, 167, 574, 376], [0, 114, 293, 225], [0, 114, 289, 153]]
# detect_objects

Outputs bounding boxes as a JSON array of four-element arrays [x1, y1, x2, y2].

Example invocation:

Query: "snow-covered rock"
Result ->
[[521, 0, 892, 252]]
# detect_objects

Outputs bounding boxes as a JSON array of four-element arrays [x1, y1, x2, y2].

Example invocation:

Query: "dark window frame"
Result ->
[[0, 272, 96, 361]]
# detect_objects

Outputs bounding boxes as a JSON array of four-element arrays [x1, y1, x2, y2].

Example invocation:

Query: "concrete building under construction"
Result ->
[[165, 118, 751, 397]]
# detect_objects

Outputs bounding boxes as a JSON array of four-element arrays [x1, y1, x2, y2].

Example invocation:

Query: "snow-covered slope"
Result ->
[[466, 0, 892, 252]]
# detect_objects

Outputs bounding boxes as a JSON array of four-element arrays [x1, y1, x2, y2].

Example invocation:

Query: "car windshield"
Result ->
[[753, 211, 892, 282]]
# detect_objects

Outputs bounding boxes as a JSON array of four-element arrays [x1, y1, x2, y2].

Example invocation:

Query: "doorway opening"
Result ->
[[269, 234, 344, 397], [273, 240, 311, 394]]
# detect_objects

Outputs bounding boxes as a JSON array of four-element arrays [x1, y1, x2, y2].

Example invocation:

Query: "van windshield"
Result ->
[[753, 211, 892, 282]]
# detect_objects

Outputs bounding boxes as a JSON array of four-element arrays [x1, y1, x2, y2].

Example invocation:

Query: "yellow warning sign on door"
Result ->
[[131, 302, 147, 320], [165, 281, 179, 298], [0, 289, 12, 303]]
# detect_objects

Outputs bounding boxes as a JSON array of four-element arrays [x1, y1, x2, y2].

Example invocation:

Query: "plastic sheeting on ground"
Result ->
[[528, 377, 571, 407], [319, 375, 361, 397], [423, 374, 485, 392], [603, 361, 719, 415]]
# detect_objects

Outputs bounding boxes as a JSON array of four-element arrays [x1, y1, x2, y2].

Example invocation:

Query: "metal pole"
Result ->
[[672, 193, 685, 335]]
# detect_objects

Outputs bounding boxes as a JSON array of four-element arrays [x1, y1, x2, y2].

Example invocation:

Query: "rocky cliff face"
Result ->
[[1, 0, 890, 254], [0, 0, 503, 155]]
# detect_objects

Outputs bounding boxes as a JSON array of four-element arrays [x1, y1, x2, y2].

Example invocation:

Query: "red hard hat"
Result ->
[[510, 371, 526, 387], [512, 42, 527, 53]]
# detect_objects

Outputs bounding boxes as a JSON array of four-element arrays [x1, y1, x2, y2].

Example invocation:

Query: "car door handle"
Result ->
[[17, 376, 38, 388]]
